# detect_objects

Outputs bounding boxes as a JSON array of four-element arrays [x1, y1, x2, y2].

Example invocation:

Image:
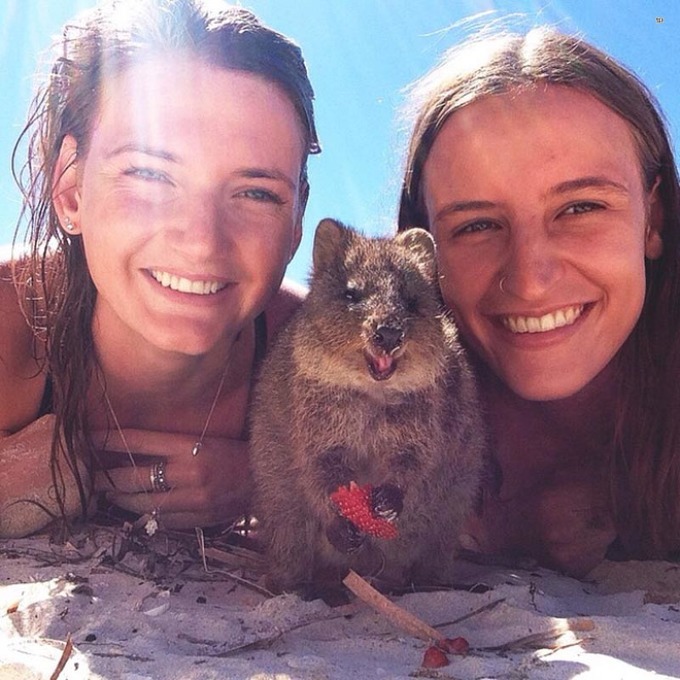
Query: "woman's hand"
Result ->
[[532, 470, 617, 576], [462, 467, 616, 577], [93, 428, 253, 529]]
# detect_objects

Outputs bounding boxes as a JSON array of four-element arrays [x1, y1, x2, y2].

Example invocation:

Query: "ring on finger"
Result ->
[[149, 461, 170, 493]]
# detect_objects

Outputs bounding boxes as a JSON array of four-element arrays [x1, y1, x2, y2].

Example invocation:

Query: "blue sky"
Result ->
[[1, 0, 678, 284]]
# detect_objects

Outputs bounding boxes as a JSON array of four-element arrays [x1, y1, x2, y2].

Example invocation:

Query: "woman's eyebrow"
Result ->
[[106, 143, 179, 162], [235, 166, 297, 190], [434, 199, 497, 221], [432, 175, 631, 222], [102, 147, 296, 189], [550, 176, 629, 195]]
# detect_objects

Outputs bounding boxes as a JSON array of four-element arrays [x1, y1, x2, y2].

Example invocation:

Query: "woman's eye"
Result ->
[[123, 166, 171, 183], [456, 220, 497, 236], [562, 201, 604, 216], [238, 188, 285, 205]]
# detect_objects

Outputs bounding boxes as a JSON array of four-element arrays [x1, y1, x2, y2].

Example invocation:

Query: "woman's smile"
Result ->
[[148, 269, 229, 296], [499, 304, 585, 335]]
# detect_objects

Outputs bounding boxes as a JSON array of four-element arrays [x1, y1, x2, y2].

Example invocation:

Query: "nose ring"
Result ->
[[499, 275, 508, 294]]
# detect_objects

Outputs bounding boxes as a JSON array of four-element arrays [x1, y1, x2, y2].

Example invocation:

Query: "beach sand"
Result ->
[[1, 525, 679, 680]]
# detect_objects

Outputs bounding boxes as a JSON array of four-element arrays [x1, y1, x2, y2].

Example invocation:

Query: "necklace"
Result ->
[[100, 359, 231, 533], [191, 364, 228, 456], [103, 359, 230, 457]]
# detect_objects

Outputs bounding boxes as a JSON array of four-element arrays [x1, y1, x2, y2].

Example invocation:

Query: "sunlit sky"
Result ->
[[1, 0, 678, 284]]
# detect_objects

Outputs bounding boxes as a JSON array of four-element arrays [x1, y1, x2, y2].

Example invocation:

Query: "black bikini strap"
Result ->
[[37, 373, 54, 416]]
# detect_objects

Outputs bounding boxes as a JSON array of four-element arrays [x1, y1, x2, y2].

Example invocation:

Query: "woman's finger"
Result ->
[[106, 486, 212, 515], [95, 462, 172, 494]]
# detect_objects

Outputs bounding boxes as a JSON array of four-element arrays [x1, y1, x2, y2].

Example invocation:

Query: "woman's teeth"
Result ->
[[502, 305, 584, 334], [150, 270, 225, 295]]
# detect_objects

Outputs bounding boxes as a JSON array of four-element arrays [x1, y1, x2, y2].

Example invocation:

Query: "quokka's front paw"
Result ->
[[326, 515, 366, 553], [370, 484, 404, 522]]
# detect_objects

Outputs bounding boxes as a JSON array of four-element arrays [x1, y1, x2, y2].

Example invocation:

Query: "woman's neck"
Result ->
[[478, 358, 619, 489], [481, 358, 618, 439], [89, 302, 255, 426]]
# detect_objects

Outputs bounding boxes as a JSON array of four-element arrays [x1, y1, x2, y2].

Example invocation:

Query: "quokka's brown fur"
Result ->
[[249, 218, 488, 597]]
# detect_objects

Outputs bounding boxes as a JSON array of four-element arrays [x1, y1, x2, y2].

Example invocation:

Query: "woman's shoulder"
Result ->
[[0, 257, 47, 432], [0, 258, 28, 326], [263, 277, 307, 339]]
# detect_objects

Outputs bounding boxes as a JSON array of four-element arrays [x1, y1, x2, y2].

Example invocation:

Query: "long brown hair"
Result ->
[[398, 27, 680, 558], [12, 0, 320, 522]]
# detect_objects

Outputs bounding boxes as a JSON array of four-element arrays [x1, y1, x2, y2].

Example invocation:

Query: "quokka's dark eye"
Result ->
[[344, 286, 362, 303]]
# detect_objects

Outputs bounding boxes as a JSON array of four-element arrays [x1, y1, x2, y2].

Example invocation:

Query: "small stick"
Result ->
[[198, 547, 273, 597], [342, 570, 444, 643], [478, 617, 595, 653], [49, 633, 74, 680], [433, 597, 506, 629]]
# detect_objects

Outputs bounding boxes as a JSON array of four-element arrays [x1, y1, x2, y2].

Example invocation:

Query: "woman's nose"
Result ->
[[173, 195, 229, 256], [500, 230, 562, 300]]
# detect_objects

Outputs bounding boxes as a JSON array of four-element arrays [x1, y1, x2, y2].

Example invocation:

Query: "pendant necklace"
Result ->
[[101, 358, 231, 534]]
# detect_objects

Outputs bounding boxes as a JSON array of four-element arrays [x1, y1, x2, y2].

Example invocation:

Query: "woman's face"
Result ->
[[60, 54, 306, 356], [422, 85, 663, 400]]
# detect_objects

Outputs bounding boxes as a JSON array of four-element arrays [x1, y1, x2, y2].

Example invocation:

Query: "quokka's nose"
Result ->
[[373, 325, 404, 353]]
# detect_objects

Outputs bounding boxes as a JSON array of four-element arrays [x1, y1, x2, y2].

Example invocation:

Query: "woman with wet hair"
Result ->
[[0, 0, 320, 537]]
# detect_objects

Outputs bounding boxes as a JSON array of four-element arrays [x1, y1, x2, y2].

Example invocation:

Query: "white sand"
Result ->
[[1, 528, 680, 680]]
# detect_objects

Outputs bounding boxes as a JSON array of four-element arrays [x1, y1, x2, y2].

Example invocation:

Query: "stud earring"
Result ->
[[64, 218, 74, 231]]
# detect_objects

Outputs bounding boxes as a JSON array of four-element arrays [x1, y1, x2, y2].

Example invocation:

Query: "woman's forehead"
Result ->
[[93, 55, 303, 146], [426, 85, 642, 179]]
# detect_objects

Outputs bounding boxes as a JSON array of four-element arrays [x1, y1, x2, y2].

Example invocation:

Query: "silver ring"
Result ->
[[149, 461, 170, 493]]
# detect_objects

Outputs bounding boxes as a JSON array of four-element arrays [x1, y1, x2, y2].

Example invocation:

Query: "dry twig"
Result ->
[[343, 570, 596, 657], [477, 617, 595, 653], [342, 570, 444, 643], [49, 632, 74, 680], [433, 597, 506, 629]]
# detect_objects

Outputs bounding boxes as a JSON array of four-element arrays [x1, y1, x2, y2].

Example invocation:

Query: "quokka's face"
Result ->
[[302, 243, 447, 392]]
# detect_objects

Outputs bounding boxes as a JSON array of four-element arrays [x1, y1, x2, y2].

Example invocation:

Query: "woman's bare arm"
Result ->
[[0, 264, 89, 537]]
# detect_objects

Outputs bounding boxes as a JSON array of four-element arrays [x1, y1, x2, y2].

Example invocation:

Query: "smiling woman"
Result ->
[[399, 27, 680, 575], [0, 0, 319, 538], [57, 56, 306, 358], [422, 85, 661, 401]]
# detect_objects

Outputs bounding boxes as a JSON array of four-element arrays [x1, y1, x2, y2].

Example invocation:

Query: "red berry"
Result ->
[[438, 636, 470, 655], [329, 481, 398, 539], [422, 645, 449, 668]]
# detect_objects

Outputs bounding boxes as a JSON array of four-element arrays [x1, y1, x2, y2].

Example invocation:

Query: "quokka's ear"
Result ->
[[313, 218, 351, 273], [394, 228, 437, 281]]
